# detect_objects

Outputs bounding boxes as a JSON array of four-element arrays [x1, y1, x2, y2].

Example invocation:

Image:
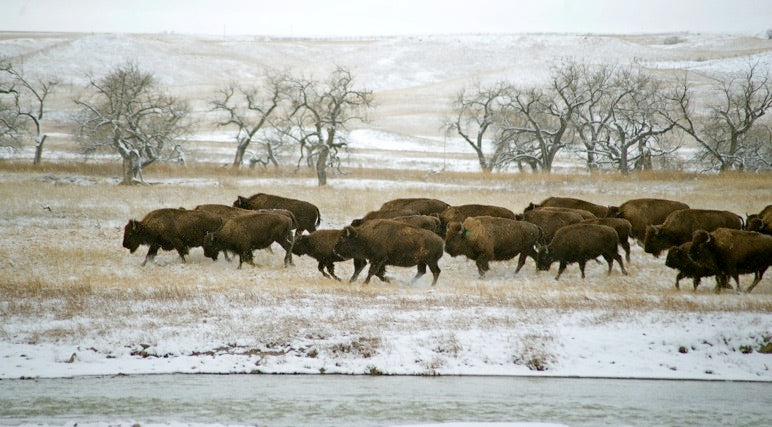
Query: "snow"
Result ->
[[1, 32, 771, 388]]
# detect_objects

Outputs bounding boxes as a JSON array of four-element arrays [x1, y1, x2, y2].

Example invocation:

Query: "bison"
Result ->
[[526, 196, 610, 217], [233, 193, 320, 235], [333, 219, 445, 286], [292, 229, 366, 281], [643, 209, 743, 257], [536, 223, 628, 280], [689, 228, 772, 293], [123, 208, 223, 266], [526, 206, 597, 220], [350, 208, 421, 227], [519, 208, 584, 244], [581, 217, 633, 262], [610, 198, 690, 242], [746, 204, 772, 235], [665, 242, 720, 290], [379, 197, 450, 215], [438, 204, 516, 235], [202, 211, 295, 269], [444, 216, 542, 278]]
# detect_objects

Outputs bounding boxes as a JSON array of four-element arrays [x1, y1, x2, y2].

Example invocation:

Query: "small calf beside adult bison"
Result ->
[[121, 192, 770, 293]]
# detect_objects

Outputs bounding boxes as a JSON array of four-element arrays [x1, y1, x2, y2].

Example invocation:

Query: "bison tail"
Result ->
[[315, 207, 321, 227]]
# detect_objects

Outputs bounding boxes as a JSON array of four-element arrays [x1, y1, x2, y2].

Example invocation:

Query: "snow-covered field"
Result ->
[[0, 32, 771, 386]]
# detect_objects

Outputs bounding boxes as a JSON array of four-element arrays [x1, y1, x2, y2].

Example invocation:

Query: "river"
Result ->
[[1, 374, 769, 426]]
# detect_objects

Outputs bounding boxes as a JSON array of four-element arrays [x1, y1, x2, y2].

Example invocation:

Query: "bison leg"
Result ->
[[609, 253, 627, 275], [555, 261, 568, 280], [365, 259, 388, 284], [238, 251, 255, 269], [578, 261, 587, 279], [746, 268, 767, 293], [621, 240, 631, 262], [411, 263, 427, 284], [141, 243, 161, 266], [317, 261, 332, 279], [674, 272, 684, 289], [428, 261, 441, 286], [475, 256, 490, 278], [326, 262, 342, 281], [713, 274, 729, 293], [515, 252, 528, 274], [276, 236, 294, 267], [349, 258, 368, 282]]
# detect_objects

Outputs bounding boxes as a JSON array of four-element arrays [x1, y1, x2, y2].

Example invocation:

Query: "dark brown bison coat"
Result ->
[[528, 197, 610, 217], [292, 229, 366, 281], [202, 212, 294, 268], [379, 198, 450, 215], [194, 204, 254, 219], [528, 206, 596, 220], [123, 208, 224, 266], [520, 209, 584, 244], [333, 219, 445, 286], [665, 242, 718, 290], [746, 204, 772, 235], [233, 193, 319, 234], [350, 208, 421, 226], [390, 215, 442, 235], [536, 223, 627, 280], [643, 209, 743, 257], [438, 204, 516, 234], [581, 217, 633, 261], [444, 216, 542, 278], [611, 198, 690, 242], [689, 228, 772, 293]]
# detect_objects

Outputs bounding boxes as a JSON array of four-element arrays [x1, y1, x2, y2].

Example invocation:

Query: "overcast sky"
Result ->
[[2, 0, 770, 36]]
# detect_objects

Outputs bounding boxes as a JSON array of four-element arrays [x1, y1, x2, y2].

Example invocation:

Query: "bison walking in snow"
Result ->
[[438, 204, 516, 235], [379, 197, 450, 215], [233, 193, 320, 235], [123, 208, 223, 266], [689, 228, 772, 293], [536, 223, 628, 280], [202, 211, 295, 269], [581, 217, 633, 262], [444, 216, 542, 278], [350, 208, 421, 226], [526, 196, 611, 218], [334, 219, 445, 286], [665, 242, 720, 290], [643, 209, 743, 257], [746, 204, 772, 235], [610, 198, 690, 242], [292, 229, 366, 281], [519, 208, 584, 244]]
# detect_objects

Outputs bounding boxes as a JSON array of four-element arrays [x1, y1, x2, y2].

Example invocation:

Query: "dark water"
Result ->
[[0, 374, 769, 426]]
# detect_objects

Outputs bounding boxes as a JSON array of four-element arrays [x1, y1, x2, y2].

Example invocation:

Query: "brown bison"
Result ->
[[292, 229, 366, 281], [581, 217, 633, 262], [527, 196, 610, 217], [444, 216, 542, 278], [350, 208, 421, 226], [610, 198, 690, 242], [519, 208, 584, 244], [438, 204, 516, 235], [202, 212, 295, 269], [689, 228, 772, 293], [665, 242, 719, 290], [527, 206, 597, 220], [391, 214, 443, 236], [333, 219, 445, 286], [643, 209, 743, 257], [536, 223, 628, 280], [123, 208, 223, 266], [379, 197, 450, 215], [746, 204, 772, 235], [233, 193, 320, 234]]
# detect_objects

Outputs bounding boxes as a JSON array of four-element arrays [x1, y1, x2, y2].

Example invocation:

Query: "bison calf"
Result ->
[[536, 223, 628, 280], [445, 216, 542, 278], [292, 229, 366, 281], [203, 212, 295, 269], [334, 219, 445, 286], [665, 242, 719, 290], [689, 228, 772, 293]]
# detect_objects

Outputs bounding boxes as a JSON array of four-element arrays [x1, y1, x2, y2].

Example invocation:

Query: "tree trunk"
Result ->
[[33, 134, 46, 165], [233, 139, 248, 167], [315, 145, 329, 186]]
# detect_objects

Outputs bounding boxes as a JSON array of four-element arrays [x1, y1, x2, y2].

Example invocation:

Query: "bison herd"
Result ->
[[122, 193, 772, 293]]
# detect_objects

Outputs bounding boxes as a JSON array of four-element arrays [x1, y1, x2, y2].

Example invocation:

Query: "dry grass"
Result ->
[[1, 164, 771, 348]]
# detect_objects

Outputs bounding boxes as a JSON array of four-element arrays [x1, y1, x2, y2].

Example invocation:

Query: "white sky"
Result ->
[[2, 0, 771, 36]]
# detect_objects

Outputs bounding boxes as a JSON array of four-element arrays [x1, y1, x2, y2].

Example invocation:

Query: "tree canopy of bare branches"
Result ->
[[282, 66, 374, 186], [0, 59, 58, 164], [211, 71, 291, 168], [671, 62, 772, 172], [74, 62, 190, 185]]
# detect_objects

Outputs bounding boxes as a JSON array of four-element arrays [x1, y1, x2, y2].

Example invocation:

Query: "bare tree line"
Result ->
[[1, 56, 769, 186], [446, 60, 771, 174]]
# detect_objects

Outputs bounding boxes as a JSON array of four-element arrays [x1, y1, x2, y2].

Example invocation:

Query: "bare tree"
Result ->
[[495, 62, 587, 172], [0, 60, 58, 164], [445, 81, 511, 172], [671, 62, 772, 172], [282, 66, 374, 186], [74, 62, 190, 185], [571, 64, 617, 170], [211, 71, 291, 168]]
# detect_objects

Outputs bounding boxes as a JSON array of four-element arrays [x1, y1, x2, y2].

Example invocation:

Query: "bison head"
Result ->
[[122, 220, 143, 253], [688, 230, 718, 271], [232, 196, 249, 209], [202, 232, 220, 261], [443, 222, 470, 258], [333, 226, 364, 259], [643, 225, 668, 257], [535, 243, 553, 271], [665, 243, 691, 270], [291, 234, 311, 256]]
